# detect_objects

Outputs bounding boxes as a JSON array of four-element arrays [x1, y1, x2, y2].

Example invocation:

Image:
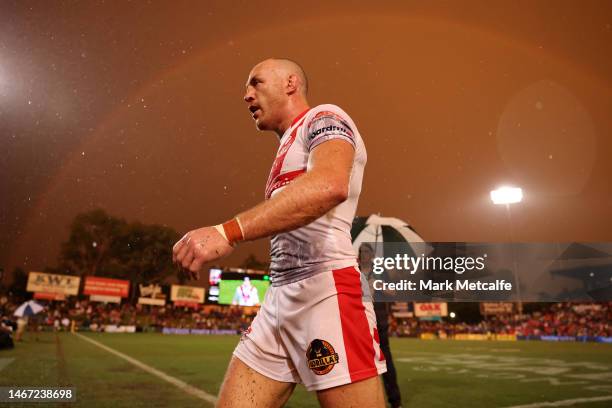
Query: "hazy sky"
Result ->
[[1, 1, 611, 280]]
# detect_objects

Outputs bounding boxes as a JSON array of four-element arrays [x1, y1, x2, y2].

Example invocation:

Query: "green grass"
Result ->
[[1, 332, 612, 407]]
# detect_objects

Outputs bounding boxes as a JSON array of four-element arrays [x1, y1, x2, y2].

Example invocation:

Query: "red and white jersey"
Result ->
[[265, 104, 367, 286]]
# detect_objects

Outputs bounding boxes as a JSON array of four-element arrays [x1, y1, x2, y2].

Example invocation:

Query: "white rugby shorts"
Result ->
[[233, 266, 387, 391]]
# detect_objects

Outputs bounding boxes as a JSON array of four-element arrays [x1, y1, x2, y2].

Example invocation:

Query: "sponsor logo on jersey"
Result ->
[[307, 111, 354, 141], [306, 339, 339, 375]]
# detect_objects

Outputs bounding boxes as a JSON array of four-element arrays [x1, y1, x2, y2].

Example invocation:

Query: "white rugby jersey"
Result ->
[[265, 104, 367, 286]]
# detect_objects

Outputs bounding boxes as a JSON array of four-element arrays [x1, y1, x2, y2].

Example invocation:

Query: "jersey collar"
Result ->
[[290, 108, 310, 127], [279, 108, 311, 142]]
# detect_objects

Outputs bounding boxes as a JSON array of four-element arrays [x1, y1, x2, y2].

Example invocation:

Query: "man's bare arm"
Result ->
[[172, 139, 355, 274], [237, 139, 355, 241]]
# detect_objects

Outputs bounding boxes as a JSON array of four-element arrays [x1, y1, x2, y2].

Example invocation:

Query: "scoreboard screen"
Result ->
[[207, 269, 270, 305]]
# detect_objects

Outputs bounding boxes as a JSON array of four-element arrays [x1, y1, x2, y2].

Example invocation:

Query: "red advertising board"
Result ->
[[34, 292, 66, 301], [84, 277, 130, 297], [414, 302, 448, 317]]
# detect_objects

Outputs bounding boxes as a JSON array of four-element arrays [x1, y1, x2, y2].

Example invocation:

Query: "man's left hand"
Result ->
[[172, 226, 234, 279]]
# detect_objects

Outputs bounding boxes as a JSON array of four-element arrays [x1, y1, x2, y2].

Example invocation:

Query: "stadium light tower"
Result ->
[[490, 186, 523, 318]]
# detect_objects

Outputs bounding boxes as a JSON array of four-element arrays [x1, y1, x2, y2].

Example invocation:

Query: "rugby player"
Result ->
[[231, 277, 260, 306], [172, 58, 386, 407]]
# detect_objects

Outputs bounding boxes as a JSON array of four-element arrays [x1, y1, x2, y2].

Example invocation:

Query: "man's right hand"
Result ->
[[172, 225, 235, 279]]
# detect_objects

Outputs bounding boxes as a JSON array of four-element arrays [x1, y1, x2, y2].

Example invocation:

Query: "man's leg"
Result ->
[[316, 376, 385, 408], [375, 304, 403, 408], [216, 356, 296, 408], [380, 336, 402, 407]]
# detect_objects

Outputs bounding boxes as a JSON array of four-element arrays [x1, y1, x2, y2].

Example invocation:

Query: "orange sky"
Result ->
[[1, 1, 611, 280]]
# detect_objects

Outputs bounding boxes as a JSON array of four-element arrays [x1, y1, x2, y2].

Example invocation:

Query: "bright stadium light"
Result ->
[[491, 185, 524, 317], [449, 312, 456, 319], [490, 186, 523, 205]]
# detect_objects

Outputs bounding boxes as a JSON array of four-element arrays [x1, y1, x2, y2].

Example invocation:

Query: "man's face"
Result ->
[[244, 61, 286, 131]]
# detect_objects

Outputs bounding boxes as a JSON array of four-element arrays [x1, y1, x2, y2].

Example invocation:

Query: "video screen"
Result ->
[[217, 272, 270, 306], [206, 268, 223, 303], [209, 268, 222, 285]]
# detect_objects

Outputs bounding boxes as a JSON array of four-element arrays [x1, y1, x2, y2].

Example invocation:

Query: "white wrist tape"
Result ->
[[214, 224, 228, 242]]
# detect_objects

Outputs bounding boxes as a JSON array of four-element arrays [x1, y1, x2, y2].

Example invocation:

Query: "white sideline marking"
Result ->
[[75, 333, 217, 404], [0, 358, 14, 372], [502, 395, 612, 407]]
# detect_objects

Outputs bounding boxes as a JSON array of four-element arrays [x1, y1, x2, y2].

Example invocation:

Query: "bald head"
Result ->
[[256, 58, 308, 96]]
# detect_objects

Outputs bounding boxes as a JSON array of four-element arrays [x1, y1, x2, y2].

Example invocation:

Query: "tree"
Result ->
[[11, 267, 28, 297], [58, 209, 180, 295], [113, 222, 180, 300], [240, 254, 269, 271], [59, 208, 126, 277]]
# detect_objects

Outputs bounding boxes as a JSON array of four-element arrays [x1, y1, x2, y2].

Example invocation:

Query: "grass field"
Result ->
[[2, 332, 612, 407]]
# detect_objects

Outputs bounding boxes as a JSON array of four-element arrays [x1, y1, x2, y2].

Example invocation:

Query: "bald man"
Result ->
[[172, 58, 386, 407]]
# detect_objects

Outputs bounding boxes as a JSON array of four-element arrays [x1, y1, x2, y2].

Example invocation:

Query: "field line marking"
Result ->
[[502, 395, 612, 408], [74, 333, 217, 405]]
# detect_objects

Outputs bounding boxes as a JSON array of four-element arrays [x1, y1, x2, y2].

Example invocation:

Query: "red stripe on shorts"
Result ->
[[332, 266, 377, 383], [373, 328, 385, 361]]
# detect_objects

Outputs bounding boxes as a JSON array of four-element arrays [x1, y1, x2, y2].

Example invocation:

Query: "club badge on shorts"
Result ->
[[306, 339, 339, 375]]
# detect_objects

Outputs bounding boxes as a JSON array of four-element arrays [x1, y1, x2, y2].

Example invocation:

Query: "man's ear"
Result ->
[[286, 74, 298, 95]]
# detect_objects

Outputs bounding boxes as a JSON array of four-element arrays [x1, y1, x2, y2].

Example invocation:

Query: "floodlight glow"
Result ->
[[490, 187, 523, 205], [449, 312, 456, 318]]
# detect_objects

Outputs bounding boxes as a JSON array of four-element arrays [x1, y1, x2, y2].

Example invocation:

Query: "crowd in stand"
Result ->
[[0, 296, 254, 335], [1, 294, 610, 340], [513, 302, 611, 337], [391, 302, 612, 338]]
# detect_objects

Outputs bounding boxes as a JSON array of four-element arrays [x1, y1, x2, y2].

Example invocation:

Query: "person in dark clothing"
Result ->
[[359, 244, 403, 408], [0, 316, 14, 350]]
